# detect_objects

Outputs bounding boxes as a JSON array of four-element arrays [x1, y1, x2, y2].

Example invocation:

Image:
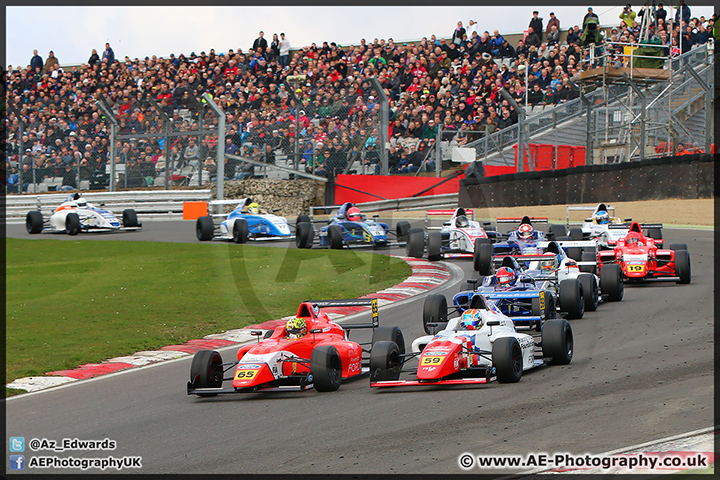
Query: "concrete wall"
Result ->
[[459, 154, 715, 208]]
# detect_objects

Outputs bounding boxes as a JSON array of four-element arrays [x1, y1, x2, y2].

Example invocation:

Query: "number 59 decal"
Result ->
[[421, 356, 443, 365]]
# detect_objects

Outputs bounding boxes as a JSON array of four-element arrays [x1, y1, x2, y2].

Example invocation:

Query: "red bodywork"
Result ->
[[597, 222, 680, 280], [232, 301, 363, 389]]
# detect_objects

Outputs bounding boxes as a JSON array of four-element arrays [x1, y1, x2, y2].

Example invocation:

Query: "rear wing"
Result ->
[[308, 298, 379, 328], [566, 205, 616, 225], [607, 223, 663, 230], [496, 217, 548, 224], [536, 240, 597, 249]]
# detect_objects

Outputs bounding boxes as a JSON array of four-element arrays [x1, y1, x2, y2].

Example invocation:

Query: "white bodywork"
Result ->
[[46, 196, 125, 232], [427, 208, 489, 254], [411, 300, 541, 371]]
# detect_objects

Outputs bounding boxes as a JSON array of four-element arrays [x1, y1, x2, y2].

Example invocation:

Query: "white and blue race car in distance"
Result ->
[[26, 193, 141, 236], [196, 197, 296, 244]]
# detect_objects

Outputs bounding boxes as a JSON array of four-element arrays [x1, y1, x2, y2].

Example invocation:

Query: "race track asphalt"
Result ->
[[5, 221, 714, 475]]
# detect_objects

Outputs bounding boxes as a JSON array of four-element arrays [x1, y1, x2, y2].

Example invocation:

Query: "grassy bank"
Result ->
[[6, 238, 411, 385]]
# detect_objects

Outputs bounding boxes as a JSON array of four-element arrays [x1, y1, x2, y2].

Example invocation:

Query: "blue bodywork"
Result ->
[[88, 207, 121, 228], [219, 201, 291, 238], [318, 202, 389, 247], [492, 229, 548, 255]]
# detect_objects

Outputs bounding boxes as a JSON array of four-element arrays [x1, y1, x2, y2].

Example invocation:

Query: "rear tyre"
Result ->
[[406, 228, 425, 258], [422, 294, 447, 334], [190, 350, 223, 396], [542, 319, 573, 365], [295, 222, 314, 249], [232, 218, 249, 244], [569, 227, 584, 240], [395, 221, 411, 241], [674, 250, 691, 284], [310, 345, 342, 392], [492, 337, 523, 383], [122, 208, 139, 228], [328, 225, 343, 249], [669, 243, 688, 252], [549, 224, 567, 240], [578, 273, 598, 312], [371, 326, 405, 354], [474, 242, 494, 275], [369, 341, 401, 382], [600, 264, 624, 301], [296, 215, 310, 227], [559, 279, 584, 319], [426, 231, 442, 261], [579, 251, 597, 274], [65, 212, 81, 236], [196, 216, 214, 241], [646, 228, 662, 240], [565, 247, 582, 261], [26, 211, 44, 234]]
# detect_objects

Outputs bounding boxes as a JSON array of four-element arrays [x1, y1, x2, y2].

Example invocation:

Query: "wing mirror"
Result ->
[[625, 218, 633, 222], [520, 277, 535, 283]]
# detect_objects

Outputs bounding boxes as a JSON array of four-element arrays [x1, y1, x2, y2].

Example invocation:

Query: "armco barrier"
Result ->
[[4, 189, 213, 224], [334, 174, 463, 204], [459, 154, 715, 208]]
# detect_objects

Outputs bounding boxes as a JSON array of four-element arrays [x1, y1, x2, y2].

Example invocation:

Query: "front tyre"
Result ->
[[26, 211, 44, 234], [406, 228, 425, 258], [310, 345, 342, 392], [426, 231, 443, 261], [492, 337, 523, 383], [578, 273, 598, 312], [122, 208, 139, 228], [600, 263, 624, 301], [674, 250, 691, 284], [196, 216, 214, 241], [422, 294, 448, 334], [65, 212, 81, 236], [369, 341, 401, 382], [542, 319, 573, 365], [371, 326, 405, 354], [559, 278, 584, 319], [232, 218, 249, 244], [190, 350, 223, 396], [296, 222, 314, 249]]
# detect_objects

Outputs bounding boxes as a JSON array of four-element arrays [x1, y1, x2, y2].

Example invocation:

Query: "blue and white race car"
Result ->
[[308, 202, 410, 249], [196, 197, 295, 243], [26, 193, 141, 236]]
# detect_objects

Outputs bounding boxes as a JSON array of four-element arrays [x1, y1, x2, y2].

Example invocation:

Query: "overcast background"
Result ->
[[6, 5, 716, 68]]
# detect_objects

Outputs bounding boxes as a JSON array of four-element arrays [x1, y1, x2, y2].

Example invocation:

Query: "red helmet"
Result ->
[[347, 207, 361, 221], [625, 233, 642, 245], [496, 266, 516, 285], [518, 223, 534, 240]]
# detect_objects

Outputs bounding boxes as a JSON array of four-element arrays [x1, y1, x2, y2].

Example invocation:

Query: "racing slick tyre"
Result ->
[[674, 249, 691, 284], [65, 212, 81, 236], [565, 247, 582, 261], [295, 222, 314, 249], [646, 228, 662, 241], [426, 231, 443, 261], [542, 319, 574, 365], [26, 211, 44, 234], [549, 224, 567, 240], [406, 228, 425, 258], [492, 337, 523, 383], [669, 243, 688, 252], [232, 219, 249, 244], [190, 350, 223, 396], [369, 341, 402, 382], [396, 221, 411, 241], [600, 264, 624, 301], [327, 225, 344, 249], [559, 279, 584, 319], [296, 215, 310, 227], [569, 227, 584, 241], [371, 326, 406, 354], [196, 216, 214, 241], [310, 345, 342, 392], [579, 252, 597, 274], [422, 294, 448, 334], [578, 273, 598, 312], [474, 242, 494, 275], [122, 208, 139, 228]]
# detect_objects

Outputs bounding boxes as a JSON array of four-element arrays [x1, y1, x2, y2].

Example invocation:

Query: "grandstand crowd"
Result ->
[[6, 6, 718, 192]]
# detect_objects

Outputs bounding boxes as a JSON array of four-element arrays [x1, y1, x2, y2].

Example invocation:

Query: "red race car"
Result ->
[[597, 222, 691, 284], [187, 298, 405, 396]]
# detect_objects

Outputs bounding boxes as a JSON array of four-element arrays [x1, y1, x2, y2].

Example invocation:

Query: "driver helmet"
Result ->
[[248, 202, 260, 214], [594, 210, 610, 224], [76, 199, 87, 208], [495, 266, 516, 285], [625, 233, 642, 246], [285, 317, 308, 340], [460, 309, 483, 330], [347, 206, 361, 221], [455, 215, 469, 228], [518, 223, 534, 240]]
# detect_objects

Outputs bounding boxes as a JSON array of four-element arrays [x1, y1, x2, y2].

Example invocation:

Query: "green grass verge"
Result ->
[[6, 238, 411, 390]]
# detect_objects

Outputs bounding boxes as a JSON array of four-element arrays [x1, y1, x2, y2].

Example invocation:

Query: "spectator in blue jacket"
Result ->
[[102, 42, 115, 65], [30, 49, 43, 72]]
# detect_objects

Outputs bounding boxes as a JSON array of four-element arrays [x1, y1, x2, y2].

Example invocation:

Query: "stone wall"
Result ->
[[212, 179, 325, 217]]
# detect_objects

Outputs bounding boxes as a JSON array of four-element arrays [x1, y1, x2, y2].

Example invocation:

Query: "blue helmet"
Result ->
[[595, 210, 609, 224]]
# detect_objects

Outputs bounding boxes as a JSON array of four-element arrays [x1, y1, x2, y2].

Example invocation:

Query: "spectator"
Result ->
[[253, 31, 268, 55], [88, 48, 100, 66], [183, 138, 201, 167], [529, 11, 544, 40], [620, 4, 636, 28], [57, 164, 77, 191], [526, 26, 541, 47], [583, 7, 599, 28], [102, 42, 115, 65], [567, 25, 581, 44], [547, 12, 560, 34], [269, 33, 280, 62], [279, 32, 291, 67], [675, 3, 691, 24], [547, 25, 561, 46], [452, 21, 466, 46], [30, 49, 43, 72], [43, 50, 59, 74], [7, 166, 19, 193], [467, 20, 479, 38], [655, 3, 667, 22]]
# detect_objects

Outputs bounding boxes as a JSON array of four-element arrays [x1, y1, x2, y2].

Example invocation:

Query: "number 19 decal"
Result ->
[[628, 265, 645, 272]]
